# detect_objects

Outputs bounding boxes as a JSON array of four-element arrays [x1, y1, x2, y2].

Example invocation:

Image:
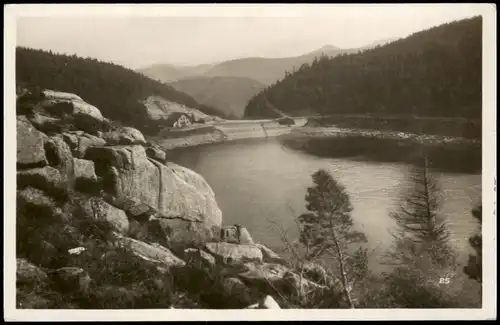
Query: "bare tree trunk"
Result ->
[[330, 228, 355, 309]]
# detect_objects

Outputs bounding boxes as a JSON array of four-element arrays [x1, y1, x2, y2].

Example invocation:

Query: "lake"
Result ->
[[169, 137, 482, 271]]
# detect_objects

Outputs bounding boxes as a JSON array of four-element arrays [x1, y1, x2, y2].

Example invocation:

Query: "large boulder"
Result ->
[[17, 116, 48, 167], [221, 225, 254, 245], [160, 161, 222, 227], [115, 235, 186, 270], [28, 113, 68, 134], [183, 248, 216, 268], [62, 132, 106, 159], [103, 126, 147, 146], [204, 242, 263, 265], [155, 217, 219, 247], [45, 135, 74, 183], [85, 145, 222, 229], [17, 187, 62, 220], [73, 158, 97, 182], [16, 258, 48, 285], [17, 166, 68, 201], [84, 197, 129, 235], [238, 262, 289, 294], [146, 146, 167, 162], [103, 195, 155, 222], [238, 262, 289, 283], [41, 90, 106, 135], [254, 244, 283, 264]]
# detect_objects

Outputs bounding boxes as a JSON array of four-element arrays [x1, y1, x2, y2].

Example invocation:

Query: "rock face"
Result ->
[[63, 132, 107, 159], [116, 236, 186, 269], [42, 90, 106, 134], [86, 197, 129, 235], [45, 135, 74, 182], [239, 262, 289, 283], [17, 116, 48, 167], [205, 242, 263, 265], [73, 158, 97, 182], [16, 258, 48, 285], [104, 126, 147, 146], [221, 225, 254, 245], [17, 167, 68, 201], [184, 248, 216, 267], [146, 146, 167, 162], [254, 244, 283, 264], [85, 145, 222, 228], [16, 89, 255, 309]]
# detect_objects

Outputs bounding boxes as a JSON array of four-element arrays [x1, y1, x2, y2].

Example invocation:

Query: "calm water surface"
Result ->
[[170, 139, 481, 270]]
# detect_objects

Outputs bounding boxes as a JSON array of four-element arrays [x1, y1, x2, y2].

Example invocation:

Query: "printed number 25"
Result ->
[[439, 278, 450, 284]]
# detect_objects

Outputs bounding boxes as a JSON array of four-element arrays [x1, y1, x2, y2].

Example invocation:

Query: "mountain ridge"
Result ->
[[244, 16, 482, 120]]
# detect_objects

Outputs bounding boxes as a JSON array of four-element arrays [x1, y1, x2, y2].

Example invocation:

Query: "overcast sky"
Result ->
[[14, 4, 484, 69]]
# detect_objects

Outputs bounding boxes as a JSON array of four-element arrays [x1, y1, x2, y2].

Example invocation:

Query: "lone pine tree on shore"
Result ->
[[297, 169, 368, 308], [388, 156, 456, 267]]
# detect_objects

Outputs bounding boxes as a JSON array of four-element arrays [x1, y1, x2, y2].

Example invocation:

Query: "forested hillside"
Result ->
[[245, 17, 482, 120], [16, 47, 225, 130]]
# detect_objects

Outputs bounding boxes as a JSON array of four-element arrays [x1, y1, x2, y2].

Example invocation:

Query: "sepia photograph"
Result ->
[[3, 3, 497, 321]]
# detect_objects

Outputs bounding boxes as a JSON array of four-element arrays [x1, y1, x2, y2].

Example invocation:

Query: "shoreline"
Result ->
[[148, 122, 481, 152]]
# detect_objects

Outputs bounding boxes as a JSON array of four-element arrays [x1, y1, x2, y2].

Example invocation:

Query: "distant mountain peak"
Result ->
[[311, 44, 342, 53]]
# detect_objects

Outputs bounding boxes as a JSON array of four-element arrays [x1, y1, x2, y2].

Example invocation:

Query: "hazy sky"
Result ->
[[14, 4, 484, 69]]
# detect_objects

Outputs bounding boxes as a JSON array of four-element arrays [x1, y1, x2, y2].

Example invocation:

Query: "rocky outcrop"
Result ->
[[103, 126, 147, 146], [45, 135, 74, 183], [221, 225, 254, 245], [63, 132, 106, 159], [16, 88, 332, 310], [254, 244, 283, 264], [245, 295, 281, 309], [41, 90, 107, 135], [83, 197, 129, 235], [205, 242, 263, 265], [239, 262, 289, 284], [115, 235, 186, 270], [146, 146, 167, 162], [17, 166, 70, 206], [17, 116, 48, 168], [183, 248, 216, 267], [85, 145, 222, 231], [16, 258, 48, 285], [73, 158, 97, 182], [17, 187, 63, 219]]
